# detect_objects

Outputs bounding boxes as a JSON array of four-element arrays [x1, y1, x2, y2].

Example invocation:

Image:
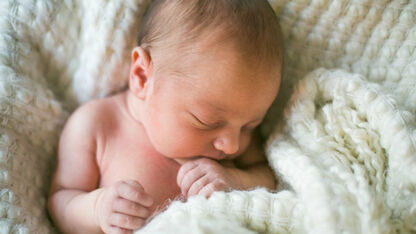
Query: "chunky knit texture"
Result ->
[[0, 0, 415, 233]]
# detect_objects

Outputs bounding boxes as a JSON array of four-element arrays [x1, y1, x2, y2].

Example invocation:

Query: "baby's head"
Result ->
[[129, 0, 283, 161]]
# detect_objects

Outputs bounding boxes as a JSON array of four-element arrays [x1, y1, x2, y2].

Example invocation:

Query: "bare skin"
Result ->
[[48, 42, 280, 234]]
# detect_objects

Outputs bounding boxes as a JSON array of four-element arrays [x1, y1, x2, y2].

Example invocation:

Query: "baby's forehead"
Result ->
[[171, 37, 279, 76], [188, 82, 277, 123], [170, 59, 279, 104]]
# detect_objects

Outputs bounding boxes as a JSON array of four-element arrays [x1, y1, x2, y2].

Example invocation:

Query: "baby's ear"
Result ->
[[129, 46, 153, 99]]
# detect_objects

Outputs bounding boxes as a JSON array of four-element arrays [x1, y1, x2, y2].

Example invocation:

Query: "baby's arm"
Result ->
[[177, 127, 275, 197], [48, 103, 102, 233], [48, 102, 152, 234]]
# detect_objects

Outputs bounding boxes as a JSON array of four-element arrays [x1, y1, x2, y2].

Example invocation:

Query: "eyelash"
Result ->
[[192, 115, 260, 133], [191, 114, 219, 129], [196, 118, 218, 128]]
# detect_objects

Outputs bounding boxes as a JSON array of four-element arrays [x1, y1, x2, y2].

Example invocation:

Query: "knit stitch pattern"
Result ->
[[0, 0, 415, 233]]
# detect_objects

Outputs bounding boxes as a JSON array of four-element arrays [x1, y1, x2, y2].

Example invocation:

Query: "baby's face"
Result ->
[[140, 45, 280, 162]]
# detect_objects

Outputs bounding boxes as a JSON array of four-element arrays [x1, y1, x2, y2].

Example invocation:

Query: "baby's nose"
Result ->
[[213, 131, 240, 155]]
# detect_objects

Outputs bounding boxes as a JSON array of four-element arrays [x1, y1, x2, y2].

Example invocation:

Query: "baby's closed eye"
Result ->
[[188, 112, 223, 130]]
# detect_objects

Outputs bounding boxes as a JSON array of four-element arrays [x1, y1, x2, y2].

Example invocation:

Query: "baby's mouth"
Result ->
[[171, 156, 202, 165], [172, 154, 226, 165]]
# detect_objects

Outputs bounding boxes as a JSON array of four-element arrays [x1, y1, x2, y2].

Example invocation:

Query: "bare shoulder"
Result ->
[[52, 95, 121, 191], [58, 95, 122, 165], [64, 95, 121, 135], [70, 98, 112, 124]]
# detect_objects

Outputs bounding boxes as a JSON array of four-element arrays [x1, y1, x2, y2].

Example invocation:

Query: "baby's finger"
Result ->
[[176, 161, 198, 187], [198, 183, 215, 198], [117, 181, 153, 207], [113, 197, 151, 218], [187, 175, 210, 197], [180, 166, 206, 196], [109, 212, 146, 231], [198, 181, 227, 198]]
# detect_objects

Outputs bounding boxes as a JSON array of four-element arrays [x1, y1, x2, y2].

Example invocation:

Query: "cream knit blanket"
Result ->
[[0, 0, 415, 233]]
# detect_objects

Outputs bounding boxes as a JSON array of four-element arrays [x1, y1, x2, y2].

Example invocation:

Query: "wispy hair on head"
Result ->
[[138, 0, 283, 74]]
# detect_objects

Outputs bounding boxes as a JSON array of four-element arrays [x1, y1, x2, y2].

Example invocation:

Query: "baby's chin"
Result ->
[[172, 158, 190, 165]]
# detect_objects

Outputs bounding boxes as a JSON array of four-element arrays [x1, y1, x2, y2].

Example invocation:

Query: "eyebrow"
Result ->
[[196, 99, 265, 124], [197, 99, 227, 113]]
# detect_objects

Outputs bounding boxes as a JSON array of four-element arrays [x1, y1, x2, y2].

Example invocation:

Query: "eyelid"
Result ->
[[189, 112, 263, 130], [190, 113, 220, 129]]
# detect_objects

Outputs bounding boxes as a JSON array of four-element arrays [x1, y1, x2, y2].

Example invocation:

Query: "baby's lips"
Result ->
[[202, 152, 227, 160]]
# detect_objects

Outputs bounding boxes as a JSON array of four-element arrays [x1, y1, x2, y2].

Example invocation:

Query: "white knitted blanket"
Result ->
[[1, 0, 415, 233]]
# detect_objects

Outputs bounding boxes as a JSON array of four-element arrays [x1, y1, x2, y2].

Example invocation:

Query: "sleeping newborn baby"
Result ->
[[48, 0, 283, 233]]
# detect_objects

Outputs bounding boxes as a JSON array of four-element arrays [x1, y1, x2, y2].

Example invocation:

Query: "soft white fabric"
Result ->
[[0, 0, 415, 233]]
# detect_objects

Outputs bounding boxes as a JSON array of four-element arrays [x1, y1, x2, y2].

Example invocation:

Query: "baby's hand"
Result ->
[[95, 180, 153, 234], [177, 158, 240, 198]]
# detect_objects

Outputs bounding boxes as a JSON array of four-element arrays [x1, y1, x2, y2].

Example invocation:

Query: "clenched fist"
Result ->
[[95, 180, 153, 234], [177, 158, 241, 198]]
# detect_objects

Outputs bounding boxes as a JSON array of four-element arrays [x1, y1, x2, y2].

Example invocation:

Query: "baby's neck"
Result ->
[[122, 90, 145, 125]]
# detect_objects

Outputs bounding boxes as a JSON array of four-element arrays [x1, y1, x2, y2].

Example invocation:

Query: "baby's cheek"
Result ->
[[169, 132, 206, 157], [236, 134, 252, 155], [183, 135, 209, 155]]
